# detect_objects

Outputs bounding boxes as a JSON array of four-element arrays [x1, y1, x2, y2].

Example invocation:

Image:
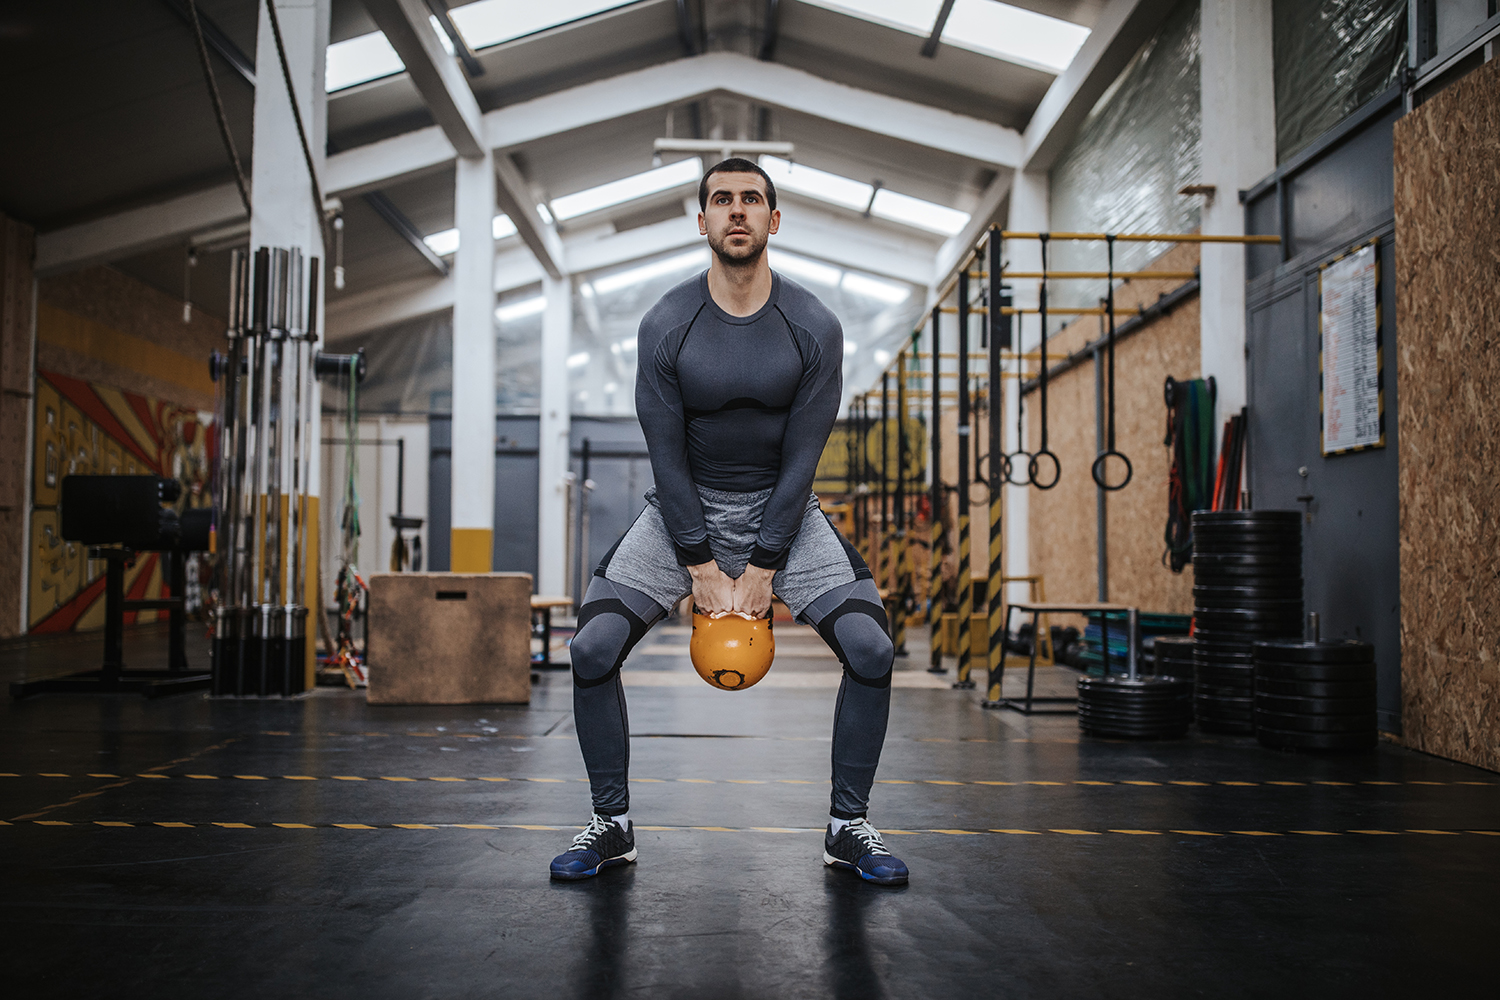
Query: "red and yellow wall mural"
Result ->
[[29, 371, 213, 632]]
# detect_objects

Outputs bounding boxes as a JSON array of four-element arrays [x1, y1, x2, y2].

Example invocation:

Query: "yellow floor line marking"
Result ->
[[881, 829, 919, 835], [1170, 781, 1210, 786], [332, 776, 366, 781], [0, 773, 17, 777], [454, 824, 498, 830], [636, 825, 674, 831], [876, 780, 914, 784], [394, 824, 437, 829], [95, 821, 133, 827], [186, 775, 218, 780], [779, 780, 816, 784], [1362, 780, 1399, 785], [693, 826, 737, 832], [1075, 781, 1112, 786], [1290, 830, 1340, 836], [1122, 781, 1161, 786], [1051, 829, 1100, 835], [975, 781, 1015, 785], [1026, 781, 1066, 786], [1171, 830, 1221, 836], [283, 776, 317, 781], [1348, 830, 1400, 835], [273, 823, 315, 829], [478, 777, 509, 782], [40, 773, 70, 777], [136, 774, 170, 780], [36, 820, 71, 826], [429, 777, 466, 782], [155, 822, 194, 828], [1465, 830, 1500, 836], [381, 777, 416, 782], [88, 773, 120, 778], [1408, 781, 1447, 786], [678, 779, 714, 783], [1314, 781, 1353, 786], [334, 824, 376, 830], [1230, 831, 1281, 837], [234, 775, 267, 781], [631, 778, 664, 782], [1266, 781, 1306, 786], [925, 780, 965, 785], [750, 826, 801, 833], [1454, 781, 1495, 786], [991, 829, 1042, 835], [932, 829, 982, 835], [525, 778, 565, 783], [1109, 830, 1162, 835], [1219, 781, 1257, 786], [726, 780, 766, 784], [214, 822, 253, 828], [1407, 829, 1460, 835]]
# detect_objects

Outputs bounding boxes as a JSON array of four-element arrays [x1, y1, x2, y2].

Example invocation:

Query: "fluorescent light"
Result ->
[[773, 251, 842, 287], [615, 338, 637, 355], [552, 158, 703, 221], [870, 189, 970, 236], [591, 249, 708, 294], [326, 31, 404, 92], [493, 215, 517, 239], [844, 340, 858, 355], [567, 351, 591, 369], [760, 156, 871, 211], [603, 381, 618, 394], [496, 297, 545, 322], [450, 0, 633, 50], [943, 0, 1089, 73], [423, 228, 460, 257], [801, 0, 1088, 74], [841, 272, 911, 305], [873, 348, 892, 366]]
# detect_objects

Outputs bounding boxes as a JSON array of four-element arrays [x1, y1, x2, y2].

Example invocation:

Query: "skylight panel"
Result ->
[[551, 158, 703, 221], [772, 251, 842, 287], [760, 156, 872, 211], [591, 249, 709, 294], [423, 228, 460, 257], [869, 189, 969, 236], [841, 272, 912, 305], [449, 0, 636, 51], [493, 215, 518, 239], [326, 31, 404, 92], [799, 0, 1088, 74], [496, 297, 545, 322]]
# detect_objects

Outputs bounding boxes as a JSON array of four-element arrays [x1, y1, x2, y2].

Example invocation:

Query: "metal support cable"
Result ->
[[188, 0, 251, 216]]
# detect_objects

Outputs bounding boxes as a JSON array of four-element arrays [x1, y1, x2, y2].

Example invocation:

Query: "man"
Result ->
[[550, 158, 907, 886]]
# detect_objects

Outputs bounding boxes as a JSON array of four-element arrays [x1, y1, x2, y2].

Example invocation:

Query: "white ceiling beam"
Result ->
[[34, 183, 247, 276], [494, 152, 564, 280], [1021, 0, 1181, 171], [325, 124, 455, 196], [361, 0, 485, 158]]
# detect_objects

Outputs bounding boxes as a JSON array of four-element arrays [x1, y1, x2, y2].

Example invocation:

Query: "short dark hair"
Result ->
[[698, 157, 777, 212]]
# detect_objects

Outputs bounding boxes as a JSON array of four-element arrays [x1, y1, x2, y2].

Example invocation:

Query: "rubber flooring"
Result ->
[[1, 621, 1496, 998]]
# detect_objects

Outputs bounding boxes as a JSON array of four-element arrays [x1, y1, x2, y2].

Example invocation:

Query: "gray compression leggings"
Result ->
[[570, 575, 894, 819]]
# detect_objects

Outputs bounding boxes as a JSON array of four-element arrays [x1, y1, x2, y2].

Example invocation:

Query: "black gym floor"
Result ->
[[2, 622, 1496, 997]]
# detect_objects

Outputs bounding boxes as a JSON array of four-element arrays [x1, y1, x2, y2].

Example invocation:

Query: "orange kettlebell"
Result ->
[[690, 610, 775, 691]]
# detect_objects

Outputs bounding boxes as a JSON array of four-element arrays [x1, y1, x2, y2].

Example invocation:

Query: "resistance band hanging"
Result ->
[[1091, 235, 1133, 491], [1028, 235, 1060, 489]]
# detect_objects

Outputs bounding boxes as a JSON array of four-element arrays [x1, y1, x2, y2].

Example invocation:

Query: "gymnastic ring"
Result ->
[[1004, 451, 1033, 486], [1091, 450, 1134, 492], [969, 480, 991, 506], [1028, 450, 1061, 490]]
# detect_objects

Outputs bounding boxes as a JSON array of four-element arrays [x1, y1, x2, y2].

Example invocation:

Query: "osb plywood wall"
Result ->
[[1394, 58, 1500, 772], [1025, 242, 1202, 622]]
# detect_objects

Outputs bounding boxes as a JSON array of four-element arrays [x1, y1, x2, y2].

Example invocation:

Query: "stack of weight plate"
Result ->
[[1152, 635, 1195, 681], [1191, 510, 1304, 734], [1252, 639, 1377, 750], [1077, 674, 1194, 739]]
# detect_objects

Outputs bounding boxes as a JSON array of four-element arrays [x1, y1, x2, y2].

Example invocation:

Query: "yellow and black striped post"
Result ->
[[954, 264, 974, 688], [877, 375, 891, 612], [985, 229, 1010, 705], [926, 306, 946, 674], [892, 349, 910, 655]]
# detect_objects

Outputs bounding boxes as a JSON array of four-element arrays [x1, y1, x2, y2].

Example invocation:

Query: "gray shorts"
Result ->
[[599, 485, 865, 620]]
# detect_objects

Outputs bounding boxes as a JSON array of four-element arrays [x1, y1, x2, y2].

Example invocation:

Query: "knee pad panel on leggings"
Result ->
[[816, 600, 894, 688], [571, 599, 651, 689]]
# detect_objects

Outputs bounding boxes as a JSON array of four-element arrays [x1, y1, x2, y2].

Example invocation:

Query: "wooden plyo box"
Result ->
[[366, 573, 532, 705]]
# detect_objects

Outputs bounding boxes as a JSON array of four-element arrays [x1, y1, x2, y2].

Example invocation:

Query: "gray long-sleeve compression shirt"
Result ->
[[635, 270, 843, 571]]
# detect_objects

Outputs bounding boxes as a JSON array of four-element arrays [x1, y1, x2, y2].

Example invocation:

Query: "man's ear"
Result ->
[[698, 211, 708, 236], [768, 208, 780, 236]]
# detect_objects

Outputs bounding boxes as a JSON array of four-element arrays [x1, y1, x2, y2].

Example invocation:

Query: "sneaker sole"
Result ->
[[550, 847, 638, 881], [823, 850, 908, 886]]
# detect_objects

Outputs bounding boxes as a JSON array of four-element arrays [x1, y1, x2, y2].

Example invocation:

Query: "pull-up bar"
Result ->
[[999, 231, 1280, 244], [970, 270, 1199, 281], [941, 305, 1144, 317]]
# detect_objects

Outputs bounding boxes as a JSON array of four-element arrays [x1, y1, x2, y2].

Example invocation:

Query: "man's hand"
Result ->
[[688, 561, 735, 615], [731, 565, 775, 619]]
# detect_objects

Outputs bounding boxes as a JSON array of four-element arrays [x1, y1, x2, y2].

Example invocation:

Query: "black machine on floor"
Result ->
[[10, 476, 212, 699]]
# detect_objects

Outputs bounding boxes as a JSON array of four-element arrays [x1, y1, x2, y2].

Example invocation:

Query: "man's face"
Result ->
[[699, 172, 780, 265]]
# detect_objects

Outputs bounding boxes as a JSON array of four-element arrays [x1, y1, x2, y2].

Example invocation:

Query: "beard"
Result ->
[[706, 225, 769, 268]]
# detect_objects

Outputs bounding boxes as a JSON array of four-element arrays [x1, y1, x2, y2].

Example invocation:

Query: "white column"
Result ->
[[1003, 169, 1047, 607], [449, 150, 497, 571], [536, 274, 573, 596], [1199, 0, 1275, 418]]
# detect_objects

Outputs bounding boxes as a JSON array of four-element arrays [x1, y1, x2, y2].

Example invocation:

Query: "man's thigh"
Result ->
[[599, 502, 694, 612], [774, 499, 863, 620]]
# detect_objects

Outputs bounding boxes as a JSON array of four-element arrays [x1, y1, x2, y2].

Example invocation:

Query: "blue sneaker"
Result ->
[[824, 817, 909, 885], [550, 814, 637, 880]]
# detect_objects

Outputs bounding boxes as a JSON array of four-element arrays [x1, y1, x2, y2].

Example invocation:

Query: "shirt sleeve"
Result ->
[[748, 312, 843, 570], [635, 311, 713, 566]]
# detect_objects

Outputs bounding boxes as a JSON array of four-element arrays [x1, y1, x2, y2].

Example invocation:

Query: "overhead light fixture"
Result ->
[[567, 351, 591, 369], [423, 228, 460, 257], [869, 189, 969, 236], [591, 249, 709, 295], [653, 138, 795, 163], [841, 272, 912, 304], [496, 296, 546, 322], [772, 251, 842, 287], [760, 156, 871, 211], [872, 348, 892, 366], [450, 0, 634, 51], [551, 158, 703, 221], [844, 340, 858, 355], [326, 31, 404, 92]]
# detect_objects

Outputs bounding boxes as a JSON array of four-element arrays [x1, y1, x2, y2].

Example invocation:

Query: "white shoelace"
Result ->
[[844, 818, 891, 856], [570, 813, 614, 850]]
